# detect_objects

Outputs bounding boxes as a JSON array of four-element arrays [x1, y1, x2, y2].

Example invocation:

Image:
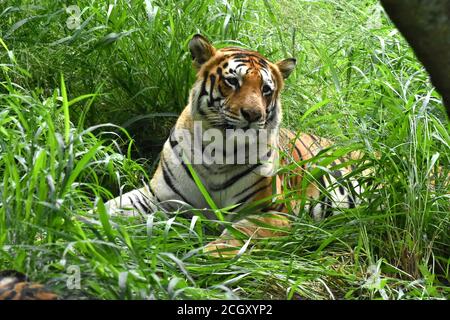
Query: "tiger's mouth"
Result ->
[[198, 98, 270, 131], [221, 110, 267, 131], [224, 122, 265, 131]]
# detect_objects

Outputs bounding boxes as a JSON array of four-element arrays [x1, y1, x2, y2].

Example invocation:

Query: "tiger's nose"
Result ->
[[241, 108, 262, 123]]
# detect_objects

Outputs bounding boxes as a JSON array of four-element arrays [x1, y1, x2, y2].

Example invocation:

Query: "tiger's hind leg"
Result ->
[[303, 171, 364, 221], [202, 152, 366, 257]]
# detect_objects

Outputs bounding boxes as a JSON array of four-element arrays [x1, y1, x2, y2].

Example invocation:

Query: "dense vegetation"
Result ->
[[0, 0, 448, 299]]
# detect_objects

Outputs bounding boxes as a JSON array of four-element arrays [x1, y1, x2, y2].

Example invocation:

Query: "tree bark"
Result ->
[[380, 0, 450, 117]]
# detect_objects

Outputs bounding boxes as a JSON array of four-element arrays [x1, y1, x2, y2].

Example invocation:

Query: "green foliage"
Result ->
[[0, 0, 449, 299]]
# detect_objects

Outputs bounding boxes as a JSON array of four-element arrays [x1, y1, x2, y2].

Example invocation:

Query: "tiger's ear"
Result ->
[[276, 58, 297, 79], [189, 34, 216, 69]]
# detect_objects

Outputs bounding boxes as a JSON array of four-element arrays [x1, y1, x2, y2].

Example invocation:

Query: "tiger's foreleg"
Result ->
[[105, 183, 158, 216], [203, 175, 291, 257], [203, 212, 291, 257]]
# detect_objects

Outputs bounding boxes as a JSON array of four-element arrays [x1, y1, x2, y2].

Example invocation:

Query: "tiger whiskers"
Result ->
[[222, 111, 241, 121]]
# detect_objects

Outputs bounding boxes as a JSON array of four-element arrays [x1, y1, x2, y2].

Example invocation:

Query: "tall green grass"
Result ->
[[1, 0, 265, 160], [0, 0, 449, 299]]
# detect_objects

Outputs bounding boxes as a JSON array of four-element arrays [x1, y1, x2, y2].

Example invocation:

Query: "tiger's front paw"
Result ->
[[203, 238, 244, 258]]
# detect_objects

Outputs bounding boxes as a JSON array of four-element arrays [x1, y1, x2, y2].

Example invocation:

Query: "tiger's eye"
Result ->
[[262, 84, 273, 95], [225, 77, 239, 87]]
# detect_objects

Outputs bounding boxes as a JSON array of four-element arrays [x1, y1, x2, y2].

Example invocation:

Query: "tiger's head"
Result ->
[[188, 34, 296, 131]]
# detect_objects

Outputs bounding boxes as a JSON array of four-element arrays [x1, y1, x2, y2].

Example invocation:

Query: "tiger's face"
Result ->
[[188, 34, 296, 131]]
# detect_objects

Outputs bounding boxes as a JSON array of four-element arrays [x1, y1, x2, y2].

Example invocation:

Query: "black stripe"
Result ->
[[230, 52, 268, 63], [168, 135, 195, 182], [209, 163, 261, 191], [234, 183, 272, 212], [231, 52, 264, 59], [127, 194, 139, 210], [266, 94, 274, 110], [253, 60, 268, 68], [128, 195, 146, 213], [236, 183, 271, 207], [271, 203, 284, 212], [308, 133, 319, 144], [233, 176, 267, 199], [169, 134, 184, 164], [258, 58, 268, 67], [318, 175, 333, 218], [197, 72, 210, 116], [200, 71, 208, 96], [232, 56, 266, 69], [153, 194, 162, 203], [264, 149, 273, 161], [234, 59, 251, 64], [261, 200, 284, 213], [161, 159, 191, 204], [317, 174, 326, 188], [330, 169, 346, 195], [169, 136, 178, 149], [208, 74, 216, 108], [180, 161, 194, 182], [145, 187, 155, 198], [231, 53, 249, 59], [266, 103, 277, 122], [348, 194, 356, 209], [148, 184, 161, 203], [137, 191, 154, 212], [308, 133, 324, 152], [3, 289, 17, 300], [324, 196, 333, 218], [292, 140, 304, 162], [297, 136, 315, 158], [136, 197, 152, 213], [169, 129, 179, 148]]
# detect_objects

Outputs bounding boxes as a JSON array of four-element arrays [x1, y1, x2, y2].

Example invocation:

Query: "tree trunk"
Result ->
[[380, 0, 450, 117]]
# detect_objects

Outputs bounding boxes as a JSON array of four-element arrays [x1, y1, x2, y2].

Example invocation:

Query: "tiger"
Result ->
[[105, 34, 362, 256]]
